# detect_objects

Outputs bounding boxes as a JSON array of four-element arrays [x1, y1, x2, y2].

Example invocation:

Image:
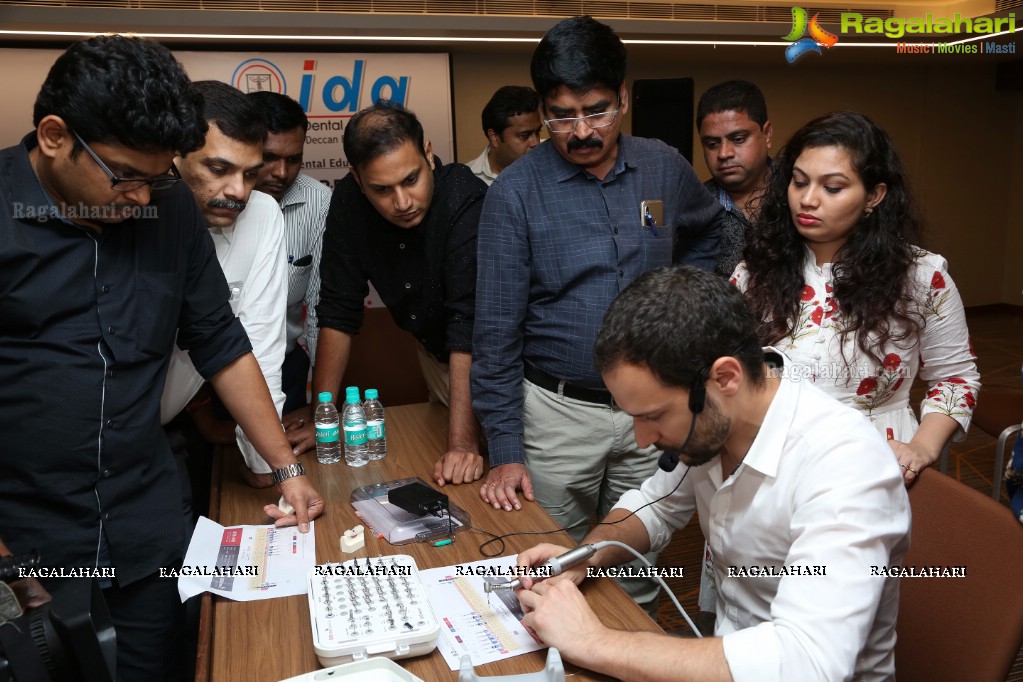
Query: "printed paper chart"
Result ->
[[419, 555, 544, 670]]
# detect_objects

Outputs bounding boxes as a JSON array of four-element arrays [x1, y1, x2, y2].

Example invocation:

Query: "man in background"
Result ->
[[312, 101, 489, 487], [163, 80, 288, 490], [248, 91, 332, 444], [467, 85, 542, 185], [696, 79, 773, 276], [471, 16, 722, 613]]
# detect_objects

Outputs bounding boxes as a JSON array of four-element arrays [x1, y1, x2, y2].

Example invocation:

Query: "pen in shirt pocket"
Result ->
[[640, 199, 664, 237], [289, 254, 313, 267]]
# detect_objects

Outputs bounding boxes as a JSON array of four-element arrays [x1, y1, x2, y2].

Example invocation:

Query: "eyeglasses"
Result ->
[[73, 131, 181, 191], [543, 107, 621, 135]]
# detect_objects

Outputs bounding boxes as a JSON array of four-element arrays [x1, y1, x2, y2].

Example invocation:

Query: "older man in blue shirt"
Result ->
[[471, 16, 722, 612]]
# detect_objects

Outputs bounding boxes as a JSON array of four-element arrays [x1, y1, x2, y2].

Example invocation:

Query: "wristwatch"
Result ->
[[270, 462, 306, 486]]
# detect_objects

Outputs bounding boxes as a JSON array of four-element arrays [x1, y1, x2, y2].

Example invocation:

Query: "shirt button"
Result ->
[[404, 282, 412, 289], [106, 419, 114, 428], [100, 284, 110, 293], [103, 512, 112, 521], [410, 314, 417, 320], [102, 469, 112, 478], [613, 228, 619, 234], [107, 326, 115, 335], [618, 270, 624, 277], [399, 243, 406, 249]]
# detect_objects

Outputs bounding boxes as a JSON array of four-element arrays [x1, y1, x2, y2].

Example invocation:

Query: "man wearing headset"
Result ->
[[516, 266, 910, 682]]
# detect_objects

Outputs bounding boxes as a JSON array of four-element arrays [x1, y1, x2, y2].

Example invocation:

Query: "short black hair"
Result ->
[[594, 266, 765, 389], [248, 91, 309, 133], [531, 16, 627, 100], [696, 80, 769, 130], [481, 86, 540, 136], [33, 35, 206, 156], [342, 100, 426, 171], [192, 80, 266, 145]]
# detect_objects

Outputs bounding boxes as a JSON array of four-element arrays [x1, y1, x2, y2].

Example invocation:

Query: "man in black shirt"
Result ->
[[308, 101, 488, 486], [0, 36, 323, 681]]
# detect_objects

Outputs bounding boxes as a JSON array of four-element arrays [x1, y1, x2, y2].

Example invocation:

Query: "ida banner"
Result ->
[[0, 48, 453, 189]]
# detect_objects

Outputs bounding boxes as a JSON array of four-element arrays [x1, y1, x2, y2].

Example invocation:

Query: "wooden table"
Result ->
[[197, 402, 661, 681]]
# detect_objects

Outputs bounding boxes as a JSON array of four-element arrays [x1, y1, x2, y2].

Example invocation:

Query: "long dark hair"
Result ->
[[743, 111, 921, 365]]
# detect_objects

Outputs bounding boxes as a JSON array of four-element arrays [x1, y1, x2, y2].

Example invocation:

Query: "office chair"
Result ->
[[970, 386, 1023, 500], [894, 469, 1023, 682]]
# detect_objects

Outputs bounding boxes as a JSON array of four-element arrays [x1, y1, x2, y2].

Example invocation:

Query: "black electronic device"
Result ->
[[387, 482, 448, 517]]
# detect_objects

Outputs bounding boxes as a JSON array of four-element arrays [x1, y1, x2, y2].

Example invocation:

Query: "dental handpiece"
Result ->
[[484, 543, 600, 593]]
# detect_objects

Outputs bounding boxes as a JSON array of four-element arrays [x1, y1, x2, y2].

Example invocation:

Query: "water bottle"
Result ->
[[342, 386, 369, 467], [314, 391, 341, 465], [363, 388, 387, 460]]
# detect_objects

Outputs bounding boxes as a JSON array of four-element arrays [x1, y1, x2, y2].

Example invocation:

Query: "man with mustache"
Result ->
[[164, 80, 289, 489], [515, 266, 910, 682], [697, 80, 774, 277], [471, 16, 723, 613]]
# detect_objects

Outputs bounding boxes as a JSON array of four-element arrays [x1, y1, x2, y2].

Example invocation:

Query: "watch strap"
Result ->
[[270, 462, 306, 486]]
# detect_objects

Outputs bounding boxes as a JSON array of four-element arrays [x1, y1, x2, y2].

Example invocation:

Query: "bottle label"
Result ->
[[343, 423, 367, 445], [316, 423, 339, 443], [367, 420, 385, 440]]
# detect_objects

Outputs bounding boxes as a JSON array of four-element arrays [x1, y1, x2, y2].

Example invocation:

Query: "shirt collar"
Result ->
[[279, 173, 308, 209], [10, 133, 60, 223], [735, 346, 798, 479]]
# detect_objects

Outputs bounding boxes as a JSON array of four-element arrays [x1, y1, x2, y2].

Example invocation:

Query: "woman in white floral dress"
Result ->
[[732, 111, 979, 485]]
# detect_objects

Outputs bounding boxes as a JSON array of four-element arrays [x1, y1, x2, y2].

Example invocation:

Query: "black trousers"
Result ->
[[103, 572, 184, 682], [281, 344, 311, 415]]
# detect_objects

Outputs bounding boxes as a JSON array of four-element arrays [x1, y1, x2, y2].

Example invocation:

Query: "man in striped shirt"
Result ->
[[249, 92, 333, 438]]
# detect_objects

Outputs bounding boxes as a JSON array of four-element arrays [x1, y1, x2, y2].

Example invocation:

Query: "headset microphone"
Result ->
[[658, 365, 710, 472]]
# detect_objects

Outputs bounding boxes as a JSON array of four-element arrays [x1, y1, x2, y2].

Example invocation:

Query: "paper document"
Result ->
[[177, 515, 315, 602], [419, 555, 544, 670]]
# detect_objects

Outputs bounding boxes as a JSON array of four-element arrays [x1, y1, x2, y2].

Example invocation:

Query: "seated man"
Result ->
[[161, 80, 288, 489], [309, 101, 489, 486], [466, 85, 542, 185], [517, 266, 910, 681]]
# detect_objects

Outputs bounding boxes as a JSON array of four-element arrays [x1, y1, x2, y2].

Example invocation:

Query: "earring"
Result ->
[[864, 206, 874, 216]]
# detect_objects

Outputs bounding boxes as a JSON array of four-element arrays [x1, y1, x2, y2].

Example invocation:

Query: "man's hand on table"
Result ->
[[434, 448, 484, 486], [264, 476, 324, 533], [283, 404, 315, 456], [479, 463, 534, 512]]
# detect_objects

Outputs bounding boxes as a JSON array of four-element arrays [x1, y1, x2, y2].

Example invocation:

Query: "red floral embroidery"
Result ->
[[825, 282, 833, 294], [963, 391, 976, 409], [811, 306, 824, 325], [931, 271, 946, 289], [801, 285, 815, 301], [857, 377, 878, 395], [729, 277, 738, 286], [926, 388, 941, 400], [882, 353, 901, 371], [946, 377, 966, 384]]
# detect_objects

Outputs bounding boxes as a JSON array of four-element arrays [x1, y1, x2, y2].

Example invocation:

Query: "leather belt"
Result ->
[[524, 362, 615, 406]]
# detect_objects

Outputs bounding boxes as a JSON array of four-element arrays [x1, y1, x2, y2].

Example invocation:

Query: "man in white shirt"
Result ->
[[516, 266, 910, 682], [248, 91, 332, 429], [162, 80, 288, 489], [466, 85, 542, 185]]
